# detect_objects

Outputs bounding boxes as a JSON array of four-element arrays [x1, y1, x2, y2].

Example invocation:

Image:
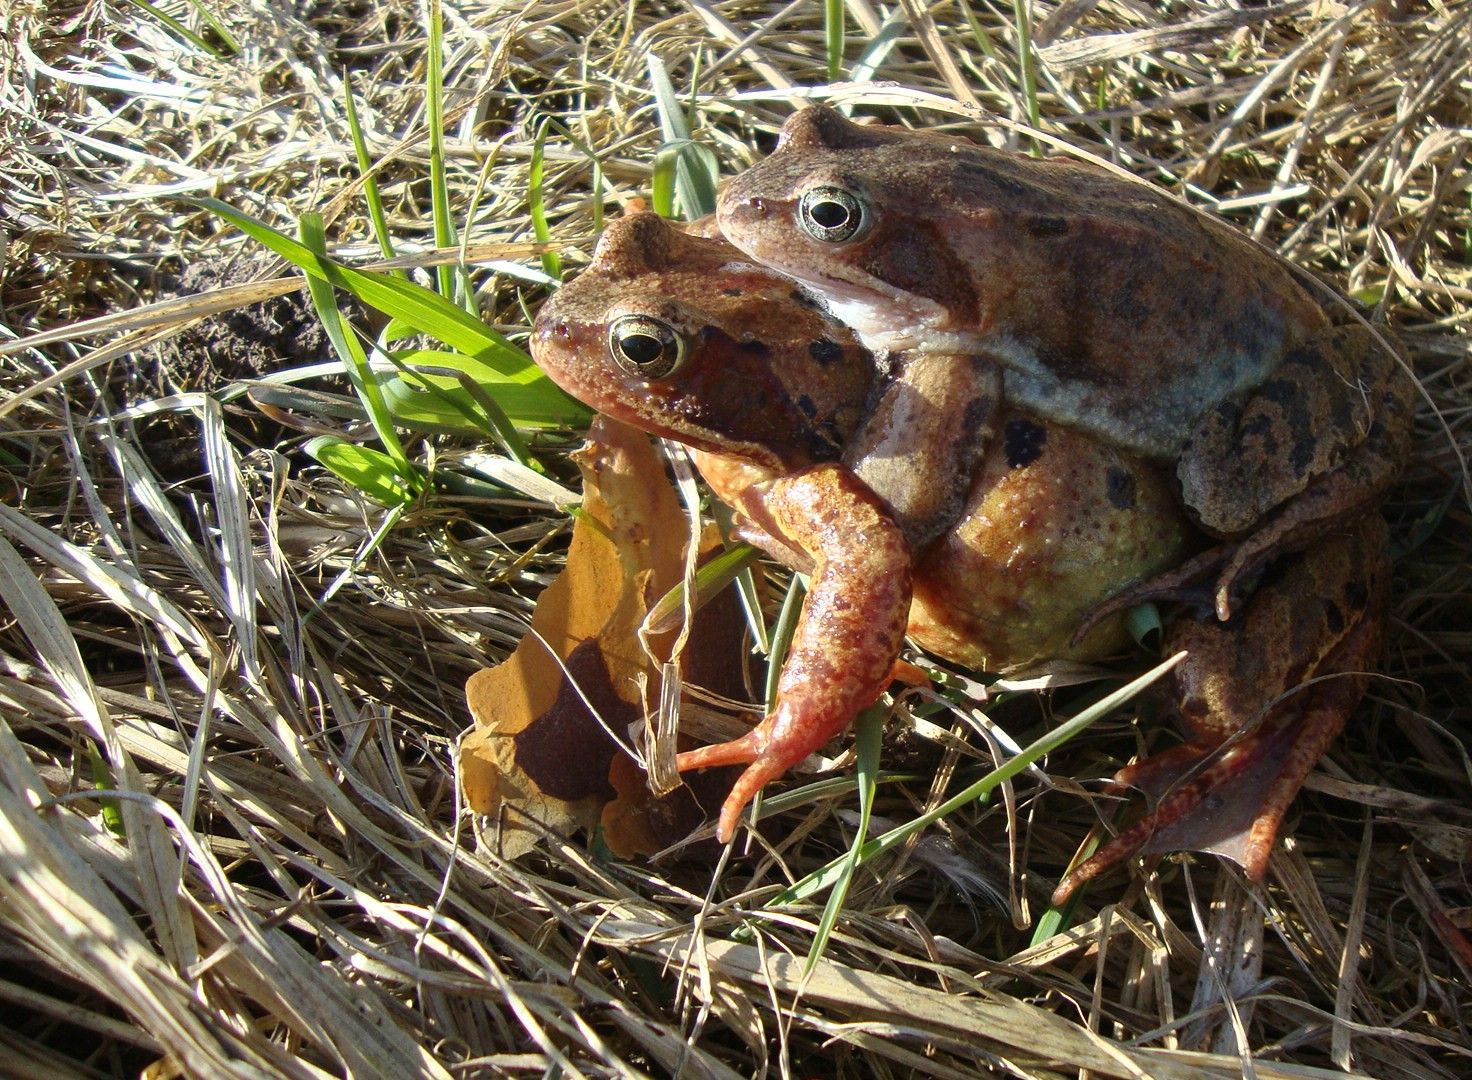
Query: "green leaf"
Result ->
[[306, 436, 419, 507], [647, 56, 719, 221], [380, 348, 590, 430], [298, 214, 421, 491], [650, 140, 719, 222], [194, 198, 553, 386]]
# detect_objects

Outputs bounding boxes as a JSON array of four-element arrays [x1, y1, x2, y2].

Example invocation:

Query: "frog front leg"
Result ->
[[676, 462, 913, 842], [845, 354, 1001, 550], [1179, 322, 1412, 618], [1053, 514, 1389, 903]]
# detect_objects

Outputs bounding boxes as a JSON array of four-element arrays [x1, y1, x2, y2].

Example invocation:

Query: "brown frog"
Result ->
[[531, 211, 1191, 848], [716, 106, 1414, 622]]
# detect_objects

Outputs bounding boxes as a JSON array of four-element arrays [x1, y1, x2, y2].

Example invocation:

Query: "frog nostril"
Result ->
[[555, 321, 570, 338], [748, 197, 766, 213]]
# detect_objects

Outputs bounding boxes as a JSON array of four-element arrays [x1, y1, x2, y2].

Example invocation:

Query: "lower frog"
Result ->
[[530, 211, 1390, 901]]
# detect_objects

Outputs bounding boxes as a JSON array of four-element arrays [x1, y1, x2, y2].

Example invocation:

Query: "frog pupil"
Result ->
[[620, 333, 664, 365], [810, 200, 850, 230]]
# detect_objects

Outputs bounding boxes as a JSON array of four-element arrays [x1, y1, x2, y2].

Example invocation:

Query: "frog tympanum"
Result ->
[[529, 103, 1409, 900], [532, 212, 1191, 849]]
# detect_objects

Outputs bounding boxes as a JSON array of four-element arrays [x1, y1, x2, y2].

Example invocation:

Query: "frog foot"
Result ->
[[677, 463, 913, 844], [1050, 699, 1346, 905], [675, 718, 792, 843], [1053, 518, 1387, 905]]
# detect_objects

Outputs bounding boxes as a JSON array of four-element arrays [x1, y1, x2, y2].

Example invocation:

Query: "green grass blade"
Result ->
[[825, 0, 846, 81], [765, 652, 1187, 910], [958, 0, 999, 60], [306, 503, 405, 621], [649, 55, 692, 142], [806, 702, 884, 974], [442, 369, 535, 467], [379, 363, 589, 432], [425, 0, 457, 300], [765, 576, 807, 710], [120, 0, 235, 58], [195, 198, 549, 383], [298, 214, 419, 489], [648, 56, 719, 221], [343, 70, 401, 270], [851, 12, 908, 82], [651, 147, 677, 218], [1125, 602, 1163, 649], [643, 543, 763, 635], [87, 741, 125, 835], [650, 139, 720, 222], [184, 0, 241, 55], [530, 119, 563, 281], [1011, 0, 1041, 136]]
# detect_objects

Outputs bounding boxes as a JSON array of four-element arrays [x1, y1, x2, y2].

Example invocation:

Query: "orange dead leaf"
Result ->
[[461, 416, 744, 857]]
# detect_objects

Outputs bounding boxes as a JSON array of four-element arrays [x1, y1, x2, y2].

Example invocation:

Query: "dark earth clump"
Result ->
[[128, 257, 347, 480]]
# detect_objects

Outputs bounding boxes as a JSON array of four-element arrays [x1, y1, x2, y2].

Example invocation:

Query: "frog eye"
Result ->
[[798, 185, 868, 242], [608, 315, 686, 378]]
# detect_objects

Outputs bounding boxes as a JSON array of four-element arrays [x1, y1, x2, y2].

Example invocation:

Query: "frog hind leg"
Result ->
[[675, 462, 913, 843], [1052, 516, 1389, 905], [1178, 323, 1412, 619], [1208, 415, 1404, 618]]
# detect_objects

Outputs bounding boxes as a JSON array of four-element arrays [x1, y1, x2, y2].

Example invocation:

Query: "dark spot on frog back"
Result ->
[[1003, 417, 1047, 468], [1323, 599, 1345, 635], [962, 395, 994, 441], [1026, 215, 1071, 238], [809, 338, 845, 366], [1106, 467, 1137, 510]]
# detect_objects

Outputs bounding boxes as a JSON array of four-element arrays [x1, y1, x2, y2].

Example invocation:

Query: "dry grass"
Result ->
[[2, 0, 1470, 1076]]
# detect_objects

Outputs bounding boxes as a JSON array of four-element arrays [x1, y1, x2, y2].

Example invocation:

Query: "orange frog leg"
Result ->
[[675, 462, 912, 843], [1053, 516, 1389, 905]]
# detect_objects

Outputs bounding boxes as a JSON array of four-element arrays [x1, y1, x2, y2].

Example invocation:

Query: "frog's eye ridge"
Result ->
[[608, 314, 686, 378], [798, 185, 868, 242]]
